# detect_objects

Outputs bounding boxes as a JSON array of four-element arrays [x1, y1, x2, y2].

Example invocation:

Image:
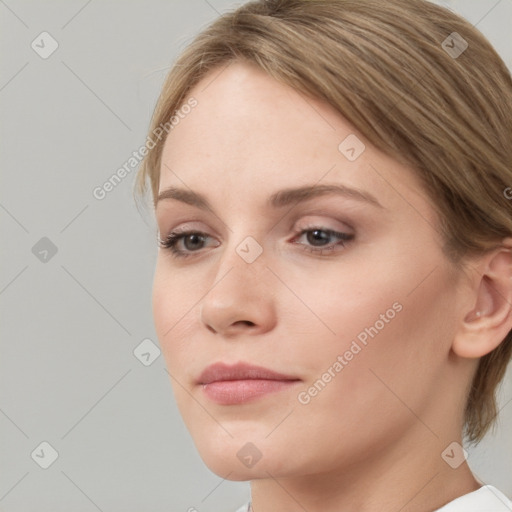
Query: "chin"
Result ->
[[189, 429, 292, 480]]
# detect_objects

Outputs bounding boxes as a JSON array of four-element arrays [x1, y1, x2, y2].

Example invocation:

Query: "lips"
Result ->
[[197, 362, 301, 405], [197, 361, 299, 385]]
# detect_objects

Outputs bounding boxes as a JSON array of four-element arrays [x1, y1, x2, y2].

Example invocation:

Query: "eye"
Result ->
[[291, 226, 354, 255], [158, 230, 217, 259], [158, 226, 354, 259]]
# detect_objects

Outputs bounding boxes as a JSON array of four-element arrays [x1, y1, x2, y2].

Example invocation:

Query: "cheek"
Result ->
[[152, 259, 195, 367], [289, 252, 455, 403], [284, 271, 453, 462], [152, 265, 201, 416]]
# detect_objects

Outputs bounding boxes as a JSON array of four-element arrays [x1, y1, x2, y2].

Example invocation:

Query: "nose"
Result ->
[[199, 240, 277, 338]]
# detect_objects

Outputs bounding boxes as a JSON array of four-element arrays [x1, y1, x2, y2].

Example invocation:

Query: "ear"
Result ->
[[452, 238, 512, 359]]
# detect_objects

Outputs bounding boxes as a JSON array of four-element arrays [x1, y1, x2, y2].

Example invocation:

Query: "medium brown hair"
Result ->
[[135, 0, 512, 445]]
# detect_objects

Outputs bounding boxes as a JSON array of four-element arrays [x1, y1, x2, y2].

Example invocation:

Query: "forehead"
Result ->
[[162, 60, 346, 167], [158, 61, 431, 220]]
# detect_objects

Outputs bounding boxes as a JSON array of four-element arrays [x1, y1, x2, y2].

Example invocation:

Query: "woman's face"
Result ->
[[153, 60, 473, 480]]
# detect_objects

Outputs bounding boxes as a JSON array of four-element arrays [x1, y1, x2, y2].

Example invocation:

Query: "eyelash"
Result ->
[[158, 226, 354, 259]]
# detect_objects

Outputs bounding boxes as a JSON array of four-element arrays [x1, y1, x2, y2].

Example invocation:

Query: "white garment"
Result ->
[[434, 485, 512, 511], [233, 485, 512, 511]]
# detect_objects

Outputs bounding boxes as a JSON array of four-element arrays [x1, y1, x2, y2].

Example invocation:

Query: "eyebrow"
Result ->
[[156, 183, 384, 211]]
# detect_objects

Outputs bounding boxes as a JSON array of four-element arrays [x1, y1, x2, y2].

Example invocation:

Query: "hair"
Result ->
[[134, 0, 512, 445]]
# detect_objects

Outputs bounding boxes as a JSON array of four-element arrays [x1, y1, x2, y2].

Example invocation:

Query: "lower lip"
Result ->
[[201, 379, 300, 405]]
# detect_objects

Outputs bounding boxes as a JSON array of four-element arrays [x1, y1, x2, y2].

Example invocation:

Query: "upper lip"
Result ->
[[197, 362, 300, 385]]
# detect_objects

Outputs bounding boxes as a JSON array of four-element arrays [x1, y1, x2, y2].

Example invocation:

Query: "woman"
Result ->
[[135, 0, 512, 510]]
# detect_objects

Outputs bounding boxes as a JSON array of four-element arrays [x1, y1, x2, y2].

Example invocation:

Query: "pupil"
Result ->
[[185, 234, 203, 250], [308, 229, 328, 246]]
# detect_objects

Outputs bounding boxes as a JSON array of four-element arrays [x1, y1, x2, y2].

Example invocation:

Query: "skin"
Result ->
[[152, 60, 512, 512]]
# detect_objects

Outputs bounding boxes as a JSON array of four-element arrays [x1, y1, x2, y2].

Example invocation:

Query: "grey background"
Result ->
[[1, 0, 511, 511]]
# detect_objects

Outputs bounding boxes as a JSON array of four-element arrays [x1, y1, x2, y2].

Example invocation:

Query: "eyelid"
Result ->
[[160, 210, 354, 234], [293, 214, 354, 233]]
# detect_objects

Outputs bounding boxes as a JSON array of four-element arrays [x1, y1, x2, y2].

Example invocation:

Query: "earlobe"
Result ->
[[452, 242, 512, 359]]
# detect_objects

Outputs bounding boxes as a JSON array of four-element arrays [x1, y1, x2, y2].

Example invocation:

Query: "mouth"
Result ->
[[197, 362, 301, 405]]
